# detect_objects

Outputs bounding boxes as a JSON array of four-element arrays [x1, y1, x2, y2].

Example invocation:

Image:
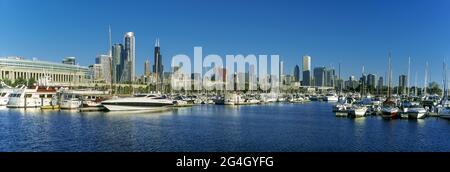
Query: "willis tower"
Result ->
[[153, 38, 163, 90]]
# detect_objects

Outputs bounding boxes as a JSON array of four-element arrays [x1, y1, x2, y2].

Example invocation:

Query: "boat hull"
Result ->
[[381, 111, 398, 119], [102, 104, 170, 111], [348, 108, 367, 118], [407, 112, 426, 119]]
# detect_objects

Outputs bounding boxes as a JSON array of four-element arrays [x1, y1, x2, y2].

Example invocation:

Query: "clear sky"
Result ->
[[1, 0, 450, 86]]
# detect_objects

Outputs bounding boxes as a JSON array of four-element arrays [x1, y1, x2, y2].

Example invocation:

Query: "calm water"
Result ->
[[1, 102, 450, 152]]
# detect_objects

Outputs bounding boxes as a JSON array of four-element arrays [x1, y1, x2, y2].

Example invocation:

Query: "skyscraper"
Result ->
[[112, 44, 124, 83], [153, 38, 164, 88], [280, 61, 284, 84], [62, 57, 76, 65], [144, 58, 150, 76], [303, 55, 311, 71], [302, 55, 312, 86], [367, 74, 377, 88], [124, 32, 135, 83], [325, 69, 335, 87], [95, 54, 112, 83], [378, 76, 384, 94], [249, 64, 256, 90], [399, 75, 407, 93], [294, 65, 300, 82], [314, 67, 326, 87]]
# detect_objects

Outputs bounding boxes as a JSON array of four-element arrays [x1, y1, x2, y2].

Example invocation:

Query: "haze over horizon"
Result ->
[[1, 0, 450, 86]]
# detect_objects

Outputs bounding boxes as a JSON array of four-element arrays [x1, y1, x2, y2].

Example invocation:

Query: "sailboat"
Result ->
[[380, 51, 400, 119], [439, 59, 450, 119], [348, 65, 369, 118]]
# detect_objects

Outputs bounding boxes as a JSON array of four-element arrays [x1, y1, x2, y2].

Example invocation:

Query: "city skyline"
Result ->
[[1, 0, 450, 85]]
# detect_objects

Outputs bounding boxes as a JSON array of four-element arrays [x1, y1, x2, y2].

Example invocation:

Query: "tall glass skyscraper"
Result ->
[[294, 65, 300, 82], [112, 43, 124, 83], [124, 32, 135, 83], [302, 55, 312, 86]]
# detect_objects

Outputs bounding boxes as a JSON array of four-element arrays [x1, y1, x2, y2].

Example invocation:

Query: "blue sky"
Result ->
[[1, 0, 450, 86]]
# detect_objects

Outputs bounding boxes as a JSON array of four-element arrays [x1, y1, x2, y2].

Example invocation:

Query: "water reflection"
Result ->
[[1, 103, 450, 152]]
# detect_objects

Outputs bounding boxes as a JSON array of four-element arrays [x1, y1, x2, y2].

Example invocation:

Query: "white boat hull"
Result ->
[[60, 100, 82, 109], [407, 108, 427, 119], [0, 98, 9, 106], [325, 96, 339, 102], [7, 97, 52, 108], [103, 104, 169, 111], [349, 108, 368, 117]]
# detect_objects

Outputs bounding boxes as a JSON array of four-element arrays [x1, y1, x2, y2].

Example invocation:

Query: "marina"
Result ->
[[1, 102, 450, 152]]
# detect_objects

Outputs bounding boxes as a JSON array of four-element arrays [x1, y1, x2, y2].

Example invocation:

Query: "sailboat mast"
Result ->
[[424, 61, 428, 96], [407, 56, 411, 96], [338, 62, 341, 95], [414, 71, 418, 96], [387, 51, 392, 97], [444, 59, 448, 99], [109, 25, 113, 95], [361, 65, 365, 96]]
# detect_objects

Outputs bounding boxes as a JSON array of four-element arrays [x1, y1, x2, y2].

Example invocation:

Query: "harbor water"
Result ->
[[1, 102, 450, 152]]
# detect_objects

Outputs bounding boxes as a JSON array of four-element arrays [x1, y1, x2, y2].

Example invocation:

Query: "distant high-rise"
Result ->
[[302, 55, 312, 86], [62, 57, 76, 65], [294, 65, 300, 82], [378, 76, 384, 93], [303, 55, 311, 71], [325, 69, 335, 87], [367, 74, 377, 88], [144, 58, 150, 76], [124, 32, 135, 83], [153, 38, 164, 87], [314, 67, 326, 87], [112, 44, 124, 83], [249, 64, 256, 90], [280, 61, 284, 84], [399, 75, 407, 93], [96, 54, 112, 84], [302, 70, 311, 86]]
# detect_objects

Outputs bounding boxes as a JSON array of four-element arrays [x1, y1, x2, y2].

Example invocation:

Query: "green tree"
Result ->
[[428, 82, 442, 95], [27, 78, 37, 87], [13, 77, 27, 87]]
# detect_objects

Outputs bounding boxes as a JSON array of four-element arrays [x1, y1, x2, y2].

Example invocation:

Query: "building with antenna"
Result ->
[[153, 38, 164, 89]]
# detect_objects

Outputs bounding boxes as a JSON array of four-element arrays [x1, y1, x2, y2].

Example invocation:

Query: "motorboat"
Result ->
[[101, 94, 173, 111], [406, 105, 427, 119], [7, 86, 57, 108], [59, 89, 108, 109], [332, 97, 354, 113], [324, 92, 339, 102], [348, 105, 368, 118]]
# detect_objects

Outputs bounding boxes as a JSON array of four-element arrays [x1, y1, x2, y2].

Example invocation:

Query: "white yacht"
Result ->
[[0, 88, 16, 106], [60, 97, 82, 109], [224, 94, 244, 105], [348, 105, 368, 118], [260, 93, 277, 103], [406, 105, 427, 119], [59, 89, 108, 109], [439, 107, 450, 119], [324, 92, 339, 102], [333, 98, 354, 113], [7, 86, 57, 108], [101, 94, 173, 111]]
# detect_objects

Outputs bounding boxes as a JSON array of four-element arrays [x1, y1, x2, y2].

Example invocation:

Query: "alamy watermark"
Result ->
[[171, 47, 282, 91]]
